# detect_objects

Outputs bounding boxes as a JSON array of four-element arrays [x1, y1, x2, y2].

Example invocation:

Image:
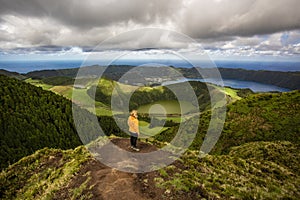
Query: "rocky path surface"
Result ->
[[81, 138, 161, 200]]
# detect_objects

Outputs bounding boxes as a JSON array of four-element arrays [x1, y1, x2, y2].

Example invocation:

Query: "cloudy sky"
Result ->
[[0, 0, 300, 61]]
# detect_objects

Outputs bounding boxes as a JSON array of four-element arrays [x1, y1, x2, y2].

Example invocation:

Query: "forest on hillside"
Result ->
[[0, 73, 299, 199], [0, 75, 128, 169]]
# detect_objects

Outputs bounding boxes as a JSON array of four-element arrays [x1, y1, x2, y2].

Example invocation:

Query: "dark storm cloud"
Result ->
[[0, 0, 299, 58], [0, 0, 181, 29], [181, 0, 300, 38], [1, 0, 299, 42]]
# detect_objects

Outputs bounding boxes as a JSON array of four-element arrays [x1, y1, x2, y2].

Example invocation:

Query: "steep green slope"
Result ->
[[153, 90, 300, 154], [0, 146, 92, 200], [0, 75, 134, 169], [0, 140, 299, 199], [152, 141, 300, 199], [213, 90, 300, 154], [0, 75, 83, 169]]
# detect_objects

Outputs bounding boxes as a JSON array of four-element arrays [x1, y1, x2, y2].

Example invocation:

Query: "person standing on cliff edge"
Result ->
[[128, 110, 140, 151]]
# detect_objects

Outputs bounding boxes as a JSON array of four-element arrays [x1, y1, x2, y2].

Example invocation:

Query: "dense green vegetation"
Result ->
[[0, 146, 92, 200], [0, 140, 298, 199], [214, 90, 300, 153], [1, 67, 299, 199], [154, 141, 300, 199], [88, 78, 215, 112], [0, 75, 83, 169], [152, 90, 300, 154], [41, 76, 74, 86], [0, 75, 129, 170]]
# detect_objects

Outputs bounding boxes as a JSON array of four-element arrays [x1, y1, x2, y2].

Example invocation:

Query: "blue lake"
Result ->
[[162, 78, 291, 93]]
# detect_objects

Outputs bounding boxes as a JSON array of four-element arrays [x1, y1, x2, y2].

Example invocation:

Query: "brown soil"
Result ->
[[58, 138, 166, 200]]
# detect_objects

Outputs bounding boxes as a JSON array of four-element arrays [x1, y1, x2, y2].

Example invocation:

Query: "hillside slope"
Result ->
[[0, 139, 157, 200], [0, 139, 299, 199], [0, 69, 26, 80], [213, 90, 300, 154], [0, 75, 83, 169], [154, 90, 300, 154], [151, 141, 300, 199]]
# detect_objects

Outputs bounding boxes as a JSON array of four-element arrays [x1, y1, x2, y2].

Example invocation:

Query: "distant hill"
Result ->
[[0, 69, 26, 80], [180, 67, 300, 90], [25, 65, 134, 80], [24, 65, 300, 90], [218, 68, 300, 90]]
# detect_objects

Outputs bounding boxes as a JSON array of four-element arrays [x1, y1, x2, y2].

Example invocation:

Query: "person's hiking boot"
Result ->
[[129, 146, 140, 151], [132, 147, 140, 152]]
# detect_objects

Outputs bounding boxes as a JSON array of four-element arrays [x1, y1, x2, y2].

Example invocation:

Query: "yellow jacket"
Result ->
[[128, 116, 139, 134]]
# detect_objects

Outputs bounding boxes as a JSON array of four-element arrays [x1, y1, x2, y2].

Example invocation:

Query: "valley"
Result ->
[[0, 66, 299, 199]]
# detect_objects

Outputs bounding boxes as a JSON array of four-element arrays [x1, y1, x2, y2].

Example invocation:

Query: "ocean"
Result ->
[[0, 60, 299, 74]]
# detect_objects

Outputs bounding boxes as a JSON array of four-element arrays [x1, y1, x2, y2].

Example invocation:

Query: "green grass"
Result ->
[[0, 146, 92, 200], [156, 117, 183, 123], [212, 85, 241, 102], [50, 85, 73, 98], [25, 78, 53, 90], [139, 121, 169, 138], [1, 140, 299, 199], [186, 90, 300, 154], [51, 84, 112, 116], [224, 88, 241, 100], [155, 141, 300, 199], [27, 77, 112, 116]]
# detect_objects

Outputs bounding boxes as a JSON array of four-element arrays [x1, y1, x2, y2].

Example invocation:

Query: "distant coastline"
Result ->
[[0, 60, 299, 73], [0, 61, 299, 92]]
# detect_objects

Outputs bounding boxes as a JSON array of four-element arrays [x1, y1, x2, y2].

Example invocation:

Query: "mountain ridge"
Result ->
[[22, 65, 300, 90], [1, 139, 299, 199]]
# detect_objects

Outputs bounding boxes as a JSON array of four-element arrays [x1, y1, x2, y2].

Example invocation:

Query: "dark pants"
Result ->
[[130, 132, 138, 147]]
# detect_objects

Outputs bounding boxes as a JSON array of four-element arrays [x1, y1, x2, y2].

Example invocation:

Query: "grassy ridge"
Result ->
[[0, 146, 92, 200], [154, 141, 300, 199], [0, 141, 298, 199], [156, 90, 300, 154], [214, 90, 300, 154]]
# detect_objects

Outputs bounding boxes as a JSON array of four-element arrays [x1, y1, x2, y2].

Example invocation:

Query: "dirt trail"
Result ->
[[83, 138, 162, 200]]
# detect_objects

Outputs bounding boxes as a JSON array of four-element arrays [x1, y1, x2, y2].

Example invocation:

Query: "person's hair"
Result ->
[[130, 110, 138, 117]]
